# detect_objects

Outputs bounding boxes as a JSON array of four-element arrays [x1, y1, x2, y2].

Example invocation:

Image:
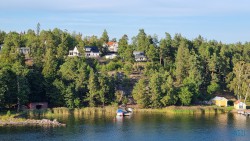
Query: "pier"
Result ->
[[238, 110, 250, 116]]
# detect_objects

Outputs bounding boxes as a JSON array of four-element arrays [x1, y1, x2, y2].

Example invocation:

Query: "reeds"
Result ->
[[24, 106, 117, 118], [133, 106, 233, 115]]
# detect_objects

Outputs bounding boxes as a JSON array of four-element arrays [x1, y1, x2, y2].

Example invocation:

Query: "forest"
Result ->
[[0, 25, 249, 109]]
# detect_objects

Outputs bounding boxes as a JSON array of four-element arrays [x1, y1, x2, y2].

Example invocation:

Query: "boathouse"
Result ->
[[234, 101, 246, 110], [212, 96, 228, 107], [29, 102, 48, 110]]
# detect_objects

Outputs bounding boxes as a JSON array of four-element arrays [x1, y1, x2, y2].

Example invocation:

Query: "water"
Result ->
[[0, 113, 250, 141]]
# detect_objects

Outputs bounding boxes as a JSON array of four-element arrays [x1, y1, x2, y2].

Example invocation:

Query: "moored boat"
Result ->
[[116, 108, 133, 116]]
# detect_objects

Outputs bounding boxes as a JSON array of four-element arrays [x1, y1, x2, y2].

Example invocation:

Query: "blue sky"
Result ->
[[0, 0, 250, 43]]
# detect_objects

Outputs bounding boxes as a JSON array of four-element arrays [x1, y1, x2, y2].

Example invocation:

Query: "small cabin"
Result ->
[[212, 96, 228, 107], [234, 101, 246, 110], [29, 102, 48, 110]]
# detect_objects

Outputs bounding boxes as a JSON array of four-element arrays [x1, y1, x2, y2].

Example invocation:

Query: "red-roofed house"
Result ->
[[106, 42, 118, 52]]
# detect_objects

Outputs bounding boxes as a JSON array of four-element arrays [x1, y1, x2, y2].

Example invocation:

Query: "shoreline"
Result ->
[[0, 106, 236, 127], [0, 118, 66, 127], [24, 105, 235, 116]]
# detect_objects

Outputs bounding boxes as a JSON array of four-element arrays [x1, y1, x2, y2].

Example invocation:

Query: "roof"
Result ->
[[107, 42, 117, 46], [73, 46, 79, 52], [85, 46, 99, 53], [133, 51, 145, 55], [234, 100, 246, 104], [212, 96, 228, 101]]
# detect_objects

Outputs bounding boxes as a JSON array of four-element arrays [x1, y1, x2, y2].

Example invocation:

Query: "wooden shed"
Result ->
[[212, 96, 228, 107], [29, 102, 48, 110], [234, 101, 246, 110]]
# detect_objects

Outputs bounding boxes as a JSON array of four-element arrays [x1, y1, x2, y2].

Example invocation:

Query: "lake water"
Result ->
[[0, 113, 249, 141]]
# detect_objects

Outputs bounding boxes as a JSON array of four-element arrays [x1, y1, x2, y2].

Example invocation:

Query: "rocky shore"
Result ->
[[0, 118, 66, 127]]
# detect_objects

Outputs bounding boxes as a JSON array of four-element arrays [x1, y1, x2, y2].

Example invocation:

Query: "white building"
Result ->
[[105, 42, 118, 52], [19, 47, 30, 55], [85, 46, 100, 58], [105, 53, 117, 59], [133, 51, 147, 62], [68, 46, 81, 57]]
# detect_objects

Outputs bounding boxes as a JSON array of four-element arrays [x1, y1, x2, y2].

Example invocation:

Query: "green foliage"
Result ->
[[207, 82, 220, 95], [105, 61, 122, 71], [0, 28, 249, 109], [178, 86, 193, 106], [132, 78, 149, 108]]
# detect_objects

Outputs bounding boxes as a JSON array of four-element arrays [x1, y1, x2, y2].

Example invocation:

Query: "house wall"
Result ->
[[234, 103, 246, 109], [214, 100, 227, 107], [85, 52, 100, 58]]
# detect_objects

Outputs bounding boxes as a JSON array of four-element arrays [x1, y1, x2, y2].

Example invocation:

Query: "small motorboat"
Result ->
[[116, 108, 133, 116]]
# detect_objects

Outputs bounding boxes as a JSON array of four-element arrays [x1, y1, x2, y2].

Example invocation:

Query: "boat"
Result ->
[[116, 108, 133, 116]]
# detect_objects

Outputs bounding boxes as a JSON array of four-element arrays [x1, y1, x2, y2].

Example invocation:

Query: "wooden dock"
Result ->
[[238, 110, 250, 116]]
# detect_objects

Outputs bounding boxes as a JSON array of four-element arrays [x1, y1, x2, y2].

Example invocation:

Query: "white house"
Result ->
[[85, 46, 100, 58], [105, 42, 118, 52], [19, 47, 30, 55], [105, 53, 117, 59], [68, 46, 81, 57], [133, 51, 147, 62], [234, 101, 246, 110]]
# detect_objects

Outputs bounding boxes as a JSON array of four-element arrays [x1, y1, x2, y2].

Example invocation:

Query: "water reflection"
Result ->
[[1, 113, 250, 141]]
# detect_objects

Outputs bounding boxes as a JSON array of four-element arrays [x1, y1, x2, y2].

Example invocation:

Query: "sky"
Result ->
[[0, 0, 250, 43]]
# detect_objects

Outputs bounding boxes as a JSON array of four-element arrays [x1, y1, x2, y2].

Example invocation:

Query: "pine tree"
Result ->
[[86, 68, 99, 107], [132, 78, 149, 108]]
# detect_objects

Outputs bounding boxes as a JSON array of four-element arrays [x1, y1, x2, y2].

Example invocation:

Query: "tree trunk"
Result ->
[[244, 84, 250, 103]]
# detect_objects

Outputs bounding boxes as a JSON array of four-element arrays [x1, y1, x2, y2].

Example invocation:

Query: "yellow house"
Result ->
[[212, 96, 228, 107], [234, 101, 246, 110]]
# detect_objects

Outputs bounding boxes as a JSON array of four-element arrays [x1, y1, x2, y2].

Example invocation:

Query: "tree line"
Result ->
[[0, 26, 249, 109]]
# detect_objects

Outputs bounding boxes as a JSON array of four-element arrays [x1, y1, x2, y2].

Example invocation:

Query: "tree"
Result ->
[[36, 23, 40, 36], [86, 68, 99, 107], [175, 40, 190, 85], [135, 29, 149, 51], [132, 78, 149, 108], [0, 30, 6, 44], [229, 61, 250, 102], [118, 34, 129, 60], [101, 29, 109, 43], [12, 62, 30, 112], [98, 74, 110, 107], [146, 44, 158, 62], [178, 86, 192, 106], [149, 73, 163, 108], [161, 74, 178, 106]]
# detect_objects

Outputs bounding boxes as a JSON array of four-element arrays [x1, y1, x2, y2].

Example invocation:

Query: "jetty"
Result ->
[[237, 110, 250, 116]]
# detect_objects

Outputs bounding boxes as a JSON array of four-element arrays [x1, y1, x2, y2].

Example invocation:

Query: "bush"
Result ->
[[106, 61, 122, 71], [207, 82, 220, 94]]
